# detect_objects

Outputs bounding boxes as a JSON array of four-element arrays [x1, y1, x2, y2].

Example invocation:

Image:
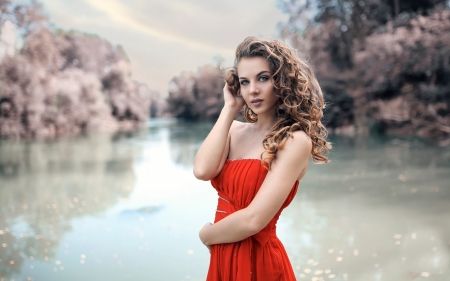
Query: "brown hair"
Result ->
[[225, 36, 331, 168]]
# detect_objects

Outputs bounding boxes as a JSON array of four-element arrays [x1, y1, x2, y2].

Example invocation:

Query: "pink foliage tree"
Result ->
[[278, 0, 450, 144], [166, 64, 225, 121], [0, 1, 151, 139], [354, 8, 450, 141]]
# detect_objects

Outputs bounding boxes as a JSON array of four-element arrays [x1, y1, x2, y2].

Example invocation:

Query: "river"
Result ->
[[0, 119, 449, 281]]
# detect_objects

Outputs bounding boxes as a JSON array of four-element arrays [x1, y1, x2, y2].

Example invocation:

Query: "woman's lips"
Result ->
[[251, 99, 263, 106]]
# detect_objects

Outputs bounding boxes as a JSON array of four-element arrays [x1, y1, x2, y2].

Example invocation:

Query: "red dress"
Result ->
[[206, 158, 299, 281]]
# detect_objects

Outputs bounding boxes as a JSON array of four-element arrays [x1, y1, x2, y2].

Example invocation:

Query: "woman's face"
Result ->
[[237, 57, 278, 117]]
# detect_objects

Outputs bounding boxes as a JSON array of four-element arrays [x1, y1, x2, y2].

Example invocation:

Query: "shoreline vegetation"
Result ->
[[0, 1, 153, 139], [166, 1, 450, 146], [0, 0, 449, 146]]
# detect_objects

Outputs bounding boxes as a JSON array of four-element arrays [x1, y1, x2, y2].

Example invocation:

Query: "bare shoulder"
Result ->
[[229, 120, 247, 137], [285, 130, 312, 154], [231, 120, 246, 129], [272, 130, 312, 168], [271, 130, 312, 179]]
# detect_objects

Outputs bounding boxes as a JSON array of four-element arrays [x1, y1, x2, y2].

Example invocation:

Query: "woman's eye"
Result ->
[[240, 80, 249, 85], [259, 76, 269, 81]]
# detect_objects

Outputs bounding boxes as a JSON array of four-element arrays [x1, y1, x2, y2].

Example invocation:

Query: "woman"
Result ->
[[193, 36, 331, 281]]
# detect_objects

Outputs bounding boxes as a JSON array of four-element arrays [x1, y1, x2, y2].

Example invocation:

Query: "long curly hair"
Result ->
[[225, 36, 331, 168]]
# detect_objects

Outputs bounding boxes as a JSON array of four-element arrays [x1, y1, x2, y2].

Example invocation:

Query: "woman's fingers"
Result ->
[[223, 84, 235, 99], [223, 84, 244, 109]]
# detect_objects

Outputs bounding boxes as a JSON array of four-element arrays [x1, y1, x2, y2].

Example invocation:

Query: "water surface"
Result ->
[[0, 119, 449, 281]]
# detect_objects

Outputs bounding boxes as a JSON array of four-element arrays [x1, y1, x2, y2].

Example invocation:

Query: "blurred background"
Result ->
[[0, 0, 449, 280]]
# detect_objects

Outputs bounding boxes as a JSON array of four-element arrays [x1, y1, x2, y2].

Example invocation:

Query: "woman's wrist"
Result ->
[[222, 104, 241, 118]]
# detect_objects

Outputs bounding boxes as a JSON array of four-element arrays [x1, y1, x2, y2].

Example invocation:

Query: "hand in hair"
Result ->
[[223, 67, 245, 112], [223, 83, 244, 112]]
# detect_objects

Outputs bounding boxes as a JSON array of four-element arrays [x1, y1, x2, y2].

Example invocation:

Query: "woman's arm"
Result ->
[[193, 84, 244, 181], [199, 130, 312, 245]]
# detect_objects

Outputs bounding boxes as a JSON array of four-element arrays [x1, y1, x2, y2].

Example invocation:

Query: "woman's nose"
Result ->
[[249, 83, 259, 95]]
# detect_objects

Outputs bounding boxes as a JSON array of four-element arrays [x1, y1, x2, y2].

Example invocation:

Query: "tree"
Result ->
[[166, 64, 224, 121], [278, 0, 450, 144], [0, 1, 152, 139]]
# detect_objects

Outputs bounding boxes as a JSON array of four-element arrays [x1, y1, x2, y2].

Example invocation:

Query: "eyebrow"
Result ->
[[239, 70, 270, 80]]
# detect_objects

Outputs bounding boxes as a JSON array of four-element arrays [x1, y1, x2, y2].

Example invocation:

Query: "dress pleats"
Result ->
[[206, 159, 298, 281]]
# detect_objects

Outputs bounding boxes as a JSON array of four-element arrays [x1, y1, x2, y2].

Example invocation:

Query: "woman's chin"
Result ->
[[252, 107, 277, 117]]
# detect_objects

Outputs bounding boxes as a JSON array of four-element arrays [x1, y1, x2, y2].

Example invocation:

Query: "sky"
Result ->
[[32, 0, 289, 94]]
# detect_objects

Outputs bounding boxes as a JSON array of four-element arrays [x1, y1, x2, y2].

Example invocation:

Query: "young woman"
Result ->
[[193, 36, 331, 281]]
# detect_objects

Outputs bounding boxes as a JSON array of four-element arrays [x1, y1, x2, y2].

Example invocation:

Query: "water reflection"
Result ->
[[278, 136, 450, 281], [0, 133, 136, 279], [167, 121, 213, 167], [0, 120, 449, 281]]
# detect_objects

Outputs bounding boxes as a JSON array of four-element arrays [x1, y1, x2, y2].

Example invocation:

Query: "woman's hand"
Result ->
[[199, 222, 213, 252], [223, 83, 245, 113]]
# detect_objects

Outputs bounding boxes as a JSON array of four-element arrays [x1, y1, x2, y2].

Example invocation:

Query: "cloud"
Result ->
[[35, 0, 287, 92], [84, 0, 234, 54]]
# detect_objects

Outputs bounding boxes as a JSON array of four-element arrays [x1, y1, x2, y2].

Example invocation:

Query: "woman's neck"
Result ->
[[251, 109, 278, 132]]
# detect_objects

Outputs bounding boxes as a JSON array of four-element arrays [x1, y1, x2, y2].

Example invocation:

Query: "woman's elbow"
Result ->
[[193, 167, 214, 181], [246, 213, 267, 235]]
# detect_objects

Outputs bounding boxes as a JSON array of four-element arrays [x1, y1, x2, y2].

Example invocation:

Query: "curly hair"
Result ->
[[225, 36, 331, 168]]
